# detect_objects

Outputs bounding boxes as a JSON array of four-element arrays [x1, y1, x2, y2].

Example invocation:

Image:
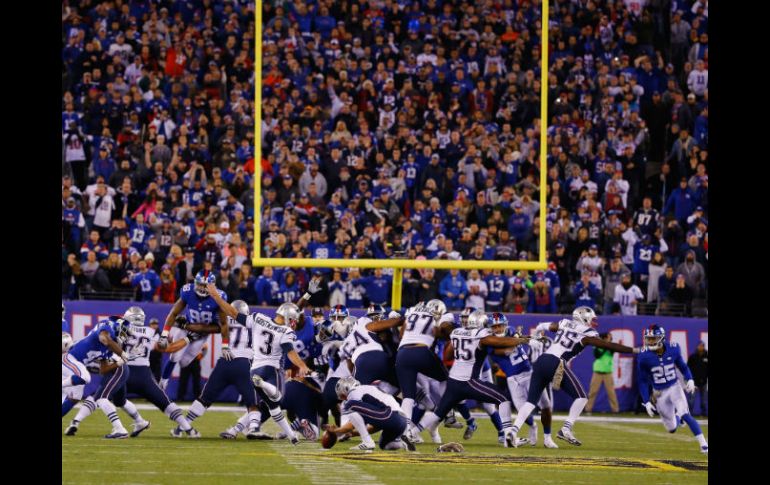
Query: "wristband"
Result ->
[[302, 292, 312, 301], [161, 329, 170, 338], [222, 342, 230, 348]]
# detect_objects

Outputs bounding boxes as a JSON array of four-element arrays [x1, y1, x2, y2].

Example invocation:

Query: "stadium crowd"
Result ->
[[61, 0, 708, 316]]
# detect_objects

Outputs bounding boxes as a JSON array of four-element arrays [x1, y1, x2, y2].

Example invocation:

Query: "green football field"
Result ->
[[62, 404, 707, 485]]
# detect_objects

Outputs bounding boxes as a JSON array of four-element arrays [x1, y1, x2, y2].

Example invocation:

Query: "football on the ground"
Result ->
[[321, 430, 337, 449]]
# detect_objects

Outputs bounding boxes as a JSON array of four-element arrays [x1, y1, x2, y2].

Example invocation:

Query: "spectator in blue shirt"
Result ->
[[439, 269, 468, 311], [664, 178, 697, 227], [574, 272, 601, 311], [130, 257, 161, 302]]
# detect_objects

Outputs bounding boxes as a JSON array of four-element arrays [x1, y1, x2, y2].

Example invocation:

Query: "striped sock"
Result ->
[[248, 411, 260, 431], [164, 404, 191, 431], [122, 400, 142, 422], [185, 400, 207, 423], [270, 406, 295, 439], [73, 396, 97, 423]]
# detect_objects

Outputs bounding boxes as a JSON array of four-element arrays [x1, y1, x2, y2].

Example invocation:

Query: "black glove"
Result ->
[[174, 316, 189, 330]]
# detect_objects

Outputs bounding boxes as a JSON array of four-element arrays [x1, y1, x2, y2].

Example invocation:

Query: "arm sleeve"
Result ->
[[637, 358, 652, 403], [674, 346, 693, 380], [235, 313, 248, 325], [280, 342, 295, 352]]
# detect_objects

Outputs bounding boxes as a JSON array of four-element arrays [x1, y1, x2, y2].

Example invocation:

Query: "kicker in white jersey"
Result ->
[[247, 312, 297, 369]]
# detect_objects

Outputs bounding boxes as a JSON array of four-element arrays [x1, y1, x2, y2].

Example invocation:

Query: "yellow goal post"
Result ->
[[252, 2, 549, 309]]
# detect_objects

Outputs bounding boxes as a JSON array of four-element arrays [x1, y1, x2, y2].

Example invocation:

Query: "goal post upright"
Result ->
[[252, 2, 549, 310]]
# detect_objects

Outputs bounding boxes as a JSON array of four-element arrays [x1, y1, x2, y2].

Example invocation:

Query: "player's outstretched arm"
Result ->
[[296, 275, 324, 310], [535, 321, 560, 333], [159, 298, 187, 349], [286, 349, 310, 377], [481, 335, 531, 348], [583, 336, 640, 354], [205, 283, 239, 319], [155, 337, 189, 353], [365, 314, 405, 333]]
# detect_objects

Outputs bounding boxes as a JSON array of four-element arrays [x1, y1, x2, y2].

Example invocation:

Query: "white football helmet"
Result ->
[[62, 332, 73, 354], [465, 309, 488, 329], [231, 299, 250, 316], [572, 306, 598, 328], [276, 303, 301, 328], [335, 376, 361, 399], [332, 315, 357, 339], [123, 306, 146, 326], [426, 299, 447, 322]]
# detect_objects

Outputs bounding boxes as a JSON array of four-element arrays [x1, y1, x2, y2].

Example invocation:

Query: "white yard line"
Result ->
[[269, 441, 384, 485], [589, 421, 704, 443]]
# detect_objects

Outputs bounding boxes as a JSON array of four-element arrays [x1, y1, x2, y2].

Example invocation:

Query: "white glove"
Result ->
[[685, 379, 695, 393], [388, 310, 401, 319], [643, 402, 656, 418], [158, 331, 169, 349], [220, 344, 234, 361], [307, 277, 322, 294]]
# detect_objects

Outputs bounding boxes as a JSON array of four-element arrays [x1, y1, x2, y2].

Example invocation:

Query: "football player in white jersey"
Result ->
[[174, 300, 265, 439], [335, 309, 405, 390], [64, 307, 199, 438], [326, 376, 415, 452], [395, 300, 454, 432], [507, 306, 641, 447], [206, 283, 310, 445], [408, 310, 530, 447]]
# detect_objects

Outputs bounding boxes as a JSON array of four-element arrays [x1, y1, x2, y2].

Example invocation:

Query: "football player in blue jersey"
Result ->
[[64, 307, 199, 438], [488, 313, 557, 448], [64, 314, 134, 438], [637, 325, 708, 454], [157, 270, 230, 390], [179, 300, 259, 439]]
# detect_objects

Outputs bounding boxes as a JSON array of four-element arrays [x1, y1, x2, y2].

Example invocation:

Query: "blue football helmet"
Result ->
[[643, 325, 666, 350], [194, 270, 216, 297], [366, 304, 386, 321], [489, 312, 509, 336], [329, 304, 350, 322], [111, 317, 132, 344]]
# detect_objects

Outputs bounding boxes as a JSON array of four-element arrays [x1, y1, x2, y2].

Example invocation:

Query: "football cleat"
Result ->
[[700, 445, 708, 454], [299, 419, 317, 440], [528, 422, 538, 446], [400, 434, 417, 452], [544, 435, 559, 448], [247, 430, 274, 440], [557, 428, 582, 446], [290, 436, 300, 446], [252, 374, 282, 401], [170, 426, 184, 438], [130, 420, 151, 438], [64, 423, 79, 436], [504, 430, 518, 448], [444, 414, 464, 429], [186, 428, 201, 438], [105, 430, 129, 439], [350, 442, 375, 452], [220, 431, 237, 439], [463, 421, 478, 440]]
